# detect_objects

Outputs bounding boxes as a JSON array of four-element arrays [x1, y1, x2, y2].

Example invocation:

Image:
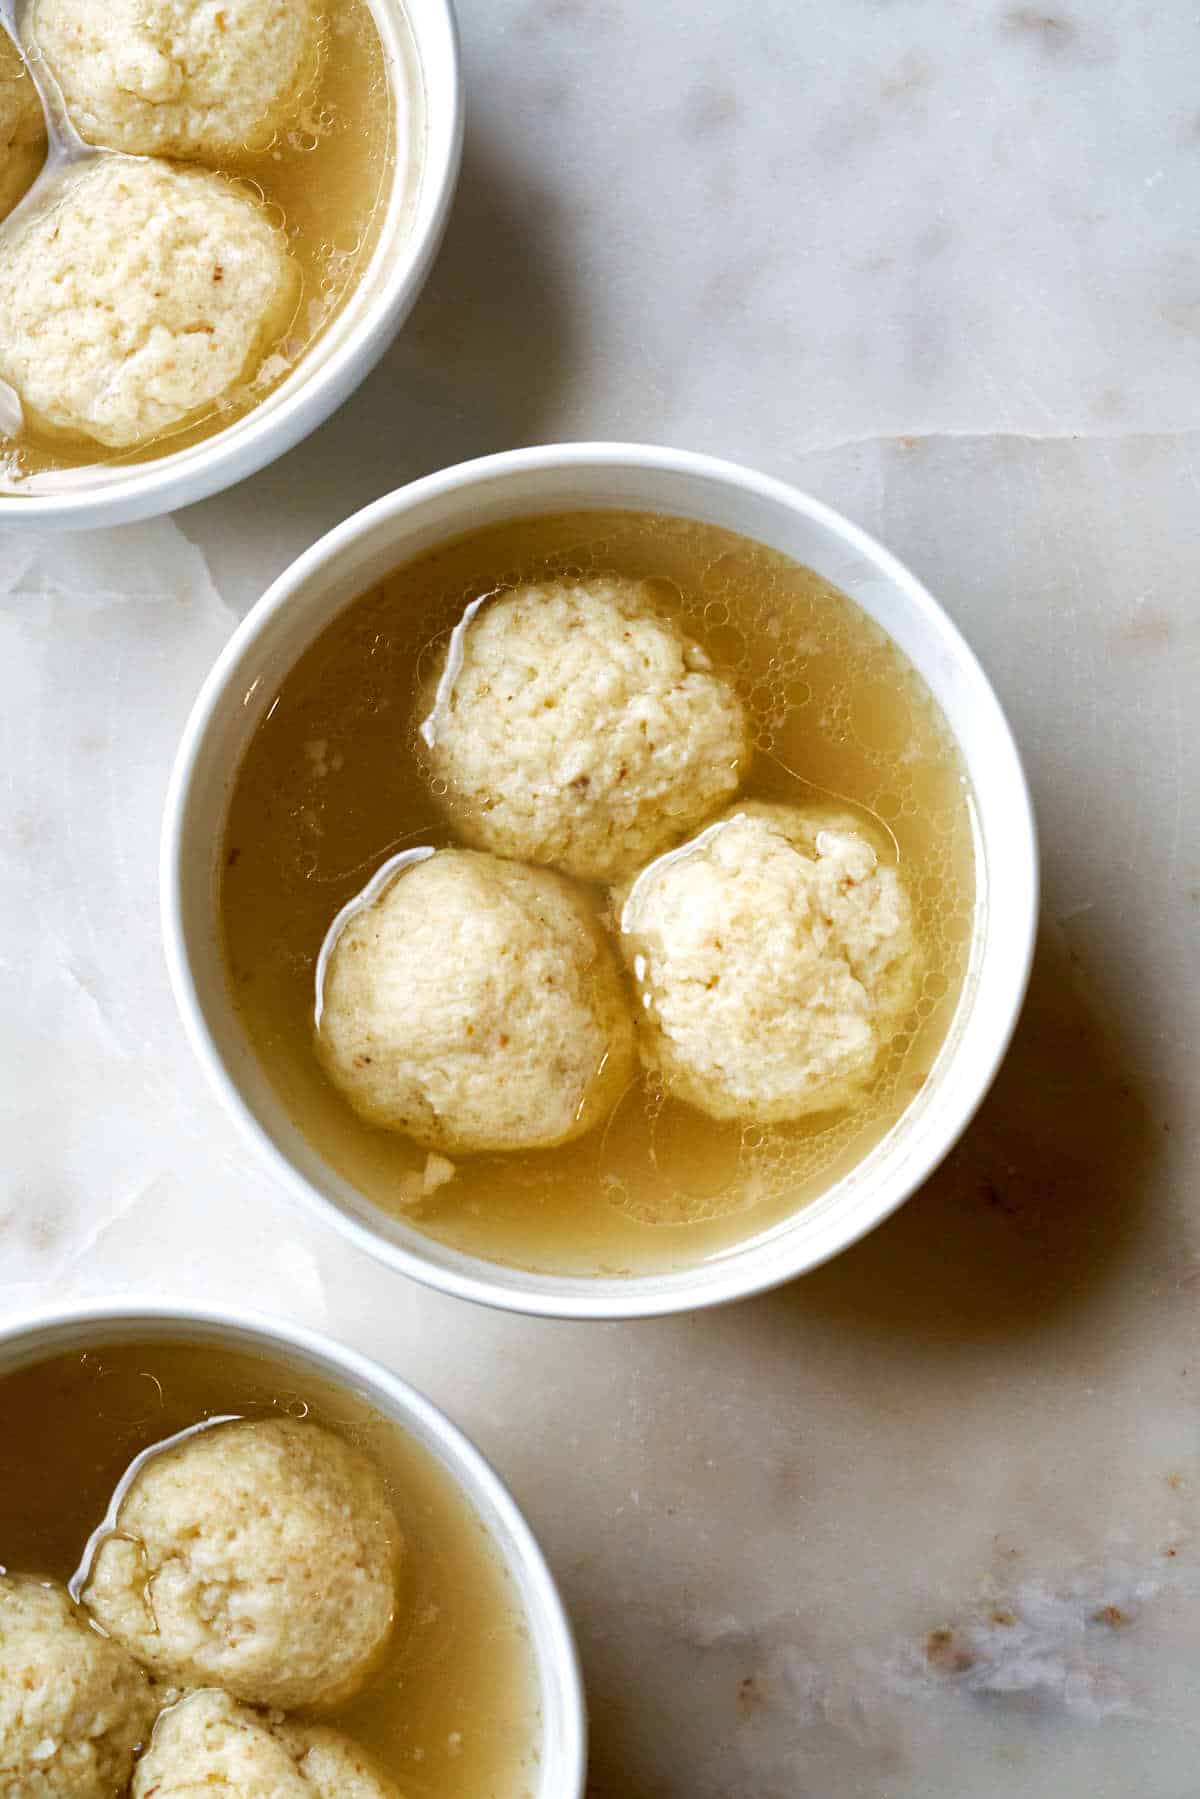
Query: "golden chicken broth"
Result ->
[[221, 510, 978, 1277], [0, 1339, 541, 1795], [0, 0, 406, 494]]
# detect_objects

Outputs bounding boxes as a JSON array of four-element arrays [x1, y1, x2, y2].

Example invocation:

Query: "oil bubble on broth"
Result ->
[[220, 511, 978, 1278], [0, 1341, 541, 1797], [0, 0, 409, 495]]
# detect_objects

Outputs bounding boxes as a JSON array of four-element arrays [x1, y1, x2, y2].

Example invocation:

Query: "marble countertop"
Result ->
[[2, 2, 1198, 1793]]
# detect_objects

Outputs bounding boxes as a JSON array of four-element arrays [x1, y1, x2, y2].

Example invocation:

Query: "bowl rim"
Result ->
[[0, 1295, 588, 1798], [161, 440, 1039, 1320], [0, 0, 465, 530]]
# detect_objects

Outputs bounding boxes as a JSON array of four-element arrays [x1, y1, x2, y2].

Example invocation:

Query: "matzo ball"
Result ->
[[132, 1691, 405, 1799], [317, 848, 636, 1154], [419, 576, 750, 883], [35, 0, 321, 159], [618, 803, 921, 1122], [83, 1418, 400, 1711], [0, 1574, 157, 1799], [0, 156, 298, 448]]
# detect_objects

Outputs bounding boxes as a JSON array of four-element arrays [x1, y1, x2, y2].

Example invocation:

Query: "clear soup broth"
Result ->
[[221, 510, 978, 1277], [0, 0, 410, 495], [0, 1338, 541, 1795]]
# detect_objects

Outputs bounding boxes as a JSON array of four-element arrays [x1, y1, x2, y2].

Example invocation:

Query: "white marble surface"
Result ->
[[2, 2, 1199, 1794]]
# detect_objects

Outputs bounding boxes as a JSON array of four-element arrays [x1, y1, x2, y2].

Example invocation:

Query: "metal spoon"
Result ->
[[0, 0, 98, 210], [0, 0, 108, 435]]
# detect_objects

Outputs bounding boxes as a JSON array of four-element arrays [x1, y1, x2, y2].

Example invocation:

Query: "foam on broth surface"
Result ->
[[0, 0, 407, 494], [0, 1339, 541, 1795], [221, 510, 978, 1277]]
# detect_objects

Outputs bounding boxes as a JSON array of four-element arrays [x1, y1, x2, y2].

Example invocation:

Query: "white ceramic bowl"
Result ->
[[0, 0, 462, 530], [0, 1299, 586, 1797], [162, 443, 1039, 1320]]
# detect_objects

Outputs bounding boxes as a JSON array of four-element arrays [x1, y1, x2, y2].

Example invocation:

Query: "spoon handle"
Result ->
[[1, 0, 86, 163]]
